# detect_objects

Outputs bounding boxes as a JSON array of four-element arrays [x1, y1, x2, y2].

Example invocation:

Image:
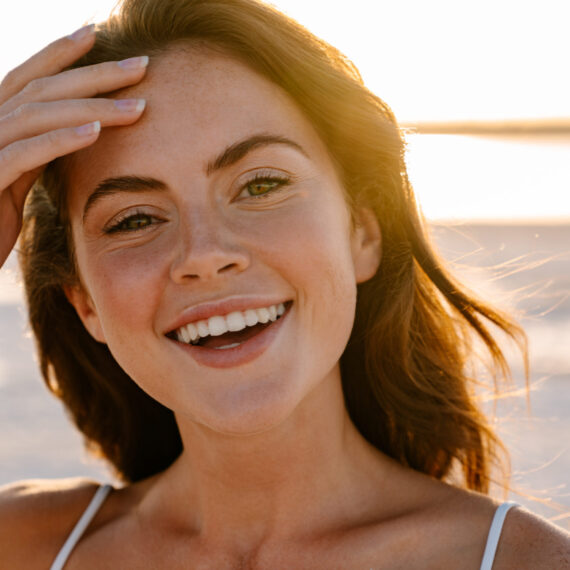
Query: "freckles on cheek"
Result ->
[[85, 248, 167, 329]]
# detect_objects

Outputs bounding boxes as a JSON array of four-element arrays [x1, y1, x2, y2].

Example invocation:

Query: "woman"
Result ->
[[0, 0, 568, 567]]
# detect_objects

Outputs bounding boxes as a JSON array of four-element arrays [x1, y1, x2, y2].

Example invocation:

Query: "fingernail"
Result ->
[[69, 24, 95, 42], [118, 56, 150, 70], [114, 99, 146, 112], [75, 121, 101, 136]]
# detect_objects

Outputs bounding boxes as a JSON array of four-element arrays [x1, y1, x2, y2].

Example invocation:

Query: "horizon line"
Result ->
[[401, 118, 570, 137]]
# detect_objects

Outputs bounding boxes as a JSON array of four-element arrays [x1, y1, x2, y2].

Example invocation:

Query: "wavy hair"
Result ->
[[19, 0, 526, 488]]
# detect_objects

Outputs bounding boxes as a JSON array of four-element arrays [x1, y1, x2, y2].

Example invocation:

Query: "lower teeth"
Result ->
[[213, 343, 242, 350]]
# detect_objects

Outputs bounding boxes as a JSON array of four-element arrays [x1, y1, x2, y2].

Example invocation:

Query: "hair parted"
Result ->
[[19, 0, 526, 488]]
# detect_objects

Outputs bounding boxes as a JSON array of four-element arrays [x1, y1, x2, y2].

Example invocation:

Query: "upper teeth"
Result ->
[[175, 303, 286, 344]]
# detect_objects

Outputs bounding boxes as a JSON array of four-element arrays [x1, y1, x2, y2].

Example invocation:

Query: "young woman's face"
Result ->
[[66, 48, 380, 434]]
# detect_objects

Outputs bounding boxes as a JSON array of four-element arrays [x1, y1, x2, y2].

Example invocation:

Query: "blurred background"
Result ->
[[1, 0, 568, 528]]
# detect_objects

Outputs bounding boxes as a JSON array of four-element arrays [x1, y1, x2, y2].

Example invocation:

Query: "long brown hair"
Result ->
[[19, 0, 526, 489]]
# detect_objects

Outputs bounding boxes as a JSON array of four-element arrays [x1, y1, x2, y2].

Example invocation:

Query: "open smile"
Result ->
[[166, 301, 292, 364], [172, 302, 286, 349]]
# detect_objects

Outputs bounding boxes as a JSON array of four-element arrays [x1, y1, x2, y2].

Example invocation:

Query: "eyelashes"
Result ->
[[237, 172, 292, 199], [102, 171, 294, 235], [104, 210, 164, 235]]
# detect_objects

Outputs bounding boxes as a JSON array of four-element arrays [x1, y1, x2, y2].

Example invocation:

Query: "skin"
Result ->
[[64, 47, 382, 436], [0, 26, 568, 570]]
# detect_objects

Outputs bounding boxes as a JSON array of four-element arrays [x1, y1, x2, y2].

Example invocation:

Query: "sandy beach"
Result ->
[[431, 223, 570, 526], [1, 222, 569, 528]]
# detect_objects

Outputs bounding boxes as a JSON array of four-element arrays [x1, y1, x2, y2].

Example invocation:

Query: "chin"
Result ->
[[182, 376, 308, 437]]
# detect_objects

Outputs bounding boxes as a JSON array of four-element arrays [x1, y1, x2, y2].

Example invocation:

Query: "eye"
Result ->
[[237, 174, 291, 199], [105, 212, 162, 234]]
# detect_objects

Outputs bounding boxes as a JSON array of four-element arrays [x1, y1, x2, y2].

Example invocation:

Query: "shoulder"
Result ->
[[0, 477, 102, 525], [0, 478, 104, 568], [371, 468, 569, 569], [431, 488, 570, 569], [493, 504, 570, 569]]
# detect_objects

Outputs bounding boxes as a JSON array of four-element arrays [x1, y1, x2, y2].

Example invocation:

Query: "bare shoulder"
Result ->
[[366, 467, 569, 569], [0, 478, 103, 569], [431, 485, 570, 569], [494, 505, 570, 569]]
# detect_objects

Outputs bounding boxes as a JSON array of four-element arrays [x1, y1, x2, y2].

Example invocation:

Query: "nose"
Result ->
[[169, 212, 250, 283]]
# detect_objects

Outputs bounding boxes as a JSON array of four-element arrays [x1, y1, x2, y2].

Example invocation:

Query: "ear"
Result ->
[[351, 208, 382, 284], [64, 284, 107, 343]]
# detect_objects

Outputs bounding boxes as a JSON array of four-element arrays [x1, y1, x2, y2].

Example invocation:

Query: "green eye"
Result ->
[[246, 180, 280, 196], [240, 175, 291, 199], [107, 213, 155, 234], [121, 214, 152, 230]]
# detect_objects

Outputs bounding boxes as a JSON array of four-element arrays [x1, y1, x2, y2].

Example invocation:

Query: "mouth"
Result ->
[[167, 302, 291, 350]]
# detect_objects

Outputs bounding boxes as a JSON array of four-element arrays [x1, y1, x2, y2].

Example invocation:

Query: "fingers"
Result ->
[[2, 56, 150, 117], [0, 24, 96, 104], [0, 97, 146, 148], [1, 22, 149, 118], [0, 121, 102, 192], [0, 25, 151, 269], [0, 24, 149, 198]]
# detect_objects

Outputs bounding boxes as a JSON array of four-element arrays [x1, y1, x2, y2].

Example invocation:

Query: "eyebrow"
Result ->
[[206, 134, 309, 175], [82, 134, 309, 221], [83, 176, 167, 221]]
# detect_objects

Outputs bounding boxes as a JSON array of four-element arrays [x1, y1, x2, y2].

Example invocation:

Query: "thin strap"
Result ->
[[50, 484, 113, 570], [479, 502, 518, 570]]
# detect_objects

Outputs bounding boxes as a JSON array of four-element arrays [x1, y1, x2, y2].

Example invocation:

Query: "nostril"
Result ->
[[181, 264, 237, 279], [219, 263, 238, 273], [170, 247, 250, 282]]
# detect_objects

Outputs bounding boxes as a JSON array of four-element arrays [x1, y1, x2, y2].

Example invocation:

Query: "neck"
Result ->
[[140, 368, 388, 548]]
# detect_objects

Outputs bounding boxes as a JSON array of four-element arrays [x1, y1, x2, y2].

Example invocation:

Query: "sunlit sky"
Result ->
[[1, 0, 569, 219], [3, 0, 570, 121]]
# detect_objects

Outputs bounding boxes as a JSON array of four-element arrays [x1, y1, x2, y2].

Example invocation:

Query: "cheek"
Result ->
[[249, 193, 358, 339], [264, 194, 356, 284], [76, 239, 171, 340]]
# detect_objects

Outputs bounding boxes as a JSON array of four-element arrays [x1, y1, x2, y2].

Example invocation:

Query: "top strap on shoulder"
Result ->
[[479, 501, 518, 570], [50, 484, 113, 570]]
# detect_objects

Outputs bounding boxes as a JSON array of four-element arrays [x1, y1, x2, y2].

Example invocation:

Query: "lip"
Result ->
[[164, 296, 291, 334], [168, 302, 291, 368]]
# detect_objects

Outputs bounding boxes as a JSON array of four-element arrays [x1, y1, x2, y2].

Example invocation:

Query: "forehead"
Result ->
[[66, 47, 331, 196]]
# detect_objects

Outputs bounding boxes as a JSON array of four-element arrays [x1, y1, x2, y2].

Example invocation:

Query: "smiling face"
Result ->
[[65, 47, 381, 434]]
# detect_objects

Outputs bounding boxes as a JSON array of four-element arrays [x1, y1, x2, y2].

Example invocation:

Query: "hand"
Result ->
[[0, 24, 149, 266]]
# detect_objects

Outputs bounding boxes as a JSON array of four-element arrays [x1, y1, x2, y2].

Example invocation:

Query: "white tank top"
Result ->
[[50, 485, 517, 569]]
